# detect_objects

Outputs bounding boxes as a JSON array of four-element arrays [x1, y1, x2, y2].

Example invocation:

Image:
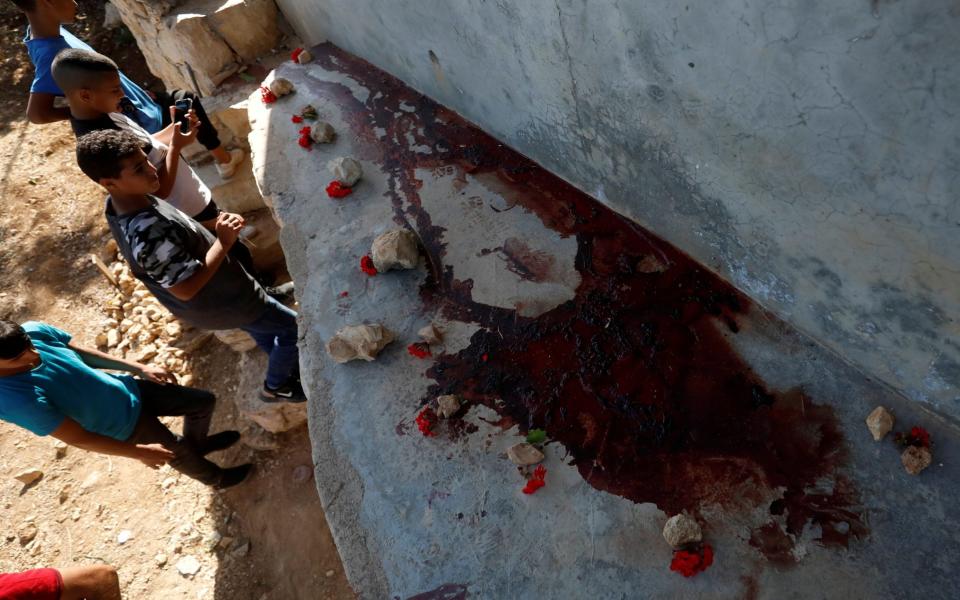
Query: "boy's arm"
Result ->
[[152, 107, 200, 199], [166, 212, 244, 301], [50, 418, 174, 468], [26, 92, 70, 124], [67, 342, 177, 385]]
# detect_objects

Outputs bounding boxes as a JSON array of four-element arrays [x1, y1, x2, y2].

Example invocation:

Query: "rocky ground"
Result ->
[[0, 3, 353, 598]]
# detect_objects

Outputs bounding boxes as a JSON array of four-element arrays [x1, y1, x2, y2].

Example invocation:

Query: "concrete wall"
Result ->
[[276, 0, 960, 418]]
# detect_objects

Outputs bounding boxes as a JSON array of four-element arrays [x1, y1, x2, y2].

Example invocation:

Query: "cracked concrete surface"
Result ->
[[275, 0, 960, 418], [248, 46, 960, 599]]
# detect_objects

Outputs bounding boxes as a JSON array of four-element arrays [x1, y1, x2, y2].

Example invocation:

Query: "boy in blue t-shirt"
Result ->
[[12, 0, 245, 179], [0, 319, 252, 488]]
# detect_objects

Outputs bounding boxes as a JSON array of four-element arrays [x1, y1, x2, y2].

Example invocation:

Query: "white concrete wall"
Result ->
[[276, 0, 960, 418]]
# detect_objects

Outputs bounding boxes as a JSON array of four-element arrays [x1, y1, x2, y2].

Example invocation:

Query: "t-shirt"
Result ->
[[71, 112, 212, 218], [0, 322, 141, 441], [106, 196, 270, 330], [25, 25, 163, 133]]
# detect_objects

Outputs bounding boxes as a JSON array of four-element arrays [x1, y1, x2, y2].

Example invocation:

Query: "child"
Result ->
[[12, 0, 244, 179], [52, 48, 293, 300], [0, 319, 252, 488], [0, 565, 120, 600], [76, 129, 305, 402]]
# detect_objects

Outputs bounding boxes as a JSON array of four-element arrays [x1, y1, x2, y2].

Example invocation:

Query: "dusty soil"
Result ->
[[0, 3, 352, 599]]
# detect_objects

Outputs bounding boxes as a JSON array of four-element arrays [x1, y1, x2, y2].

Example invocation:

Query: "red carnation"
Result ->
[[298, 134, 312, 149], [259, 86, 277, 104], [359, 255, 378, 276], [415, 407, 437, 437], [327, 181, 353, 199], [522, 464, 547, 494], [291, 47, 304, 62], [339, 291, 349, 298], [669, 544, 714, 577], [911, 426, 931, 448], [407, 343, 432, 359], [292, 115, 304, 123]]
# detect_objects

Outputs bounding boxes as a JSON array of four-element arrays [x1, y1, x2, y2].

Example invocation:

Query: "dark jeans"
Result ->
[[156, 89, 222, 151], [240, 297, 299, 389], [125, 380, 222, 486]]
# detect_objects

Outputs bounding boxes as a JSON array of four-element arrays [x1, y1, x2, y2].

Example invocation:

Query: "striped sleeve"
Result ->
[[124, 213, 202, 288]]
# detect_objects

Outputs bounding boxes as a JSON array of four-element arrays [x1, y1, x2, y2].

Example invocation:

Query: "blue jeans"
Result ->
[[240, 297, 299, 389]]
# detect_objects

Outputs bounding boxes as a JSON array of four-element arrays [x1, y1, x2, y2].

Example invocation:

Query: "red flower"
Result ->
[[481, 353, 488, 362], [291, 115, 304, 123], [669, 544, 714, 577], [339, 291, 349, 298], [359, 255, 378, 276], [299, 126, 312, 136], [415, 407, 437, 436], [298, 134, 312, 149], [407, 343, 432, 359], [327, 181, 354, 199], [910, 426, 931, 448], [291, 47, 304, 62], [522, 464, 547, 494], [259, 86, 277, 104]]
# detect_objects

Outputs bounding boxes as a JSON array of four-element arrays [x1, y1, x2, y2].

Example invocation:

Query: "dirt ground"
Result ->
[[0, 3, 353, 599]]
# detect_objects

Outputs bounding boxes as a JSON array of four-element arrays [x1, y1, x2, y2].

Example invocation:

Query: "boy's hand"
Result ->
[[135, 444, 175, 469], [215, 212, 244, 249], [138, 364, 177, 385], [168, 106, 200, 151]]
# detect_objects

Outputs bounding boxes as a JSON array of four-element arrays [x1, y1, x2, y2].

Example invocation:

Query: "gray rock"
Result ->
[[370, 229, 419, 272], [326, 324, 395, 363], [865, 406, 895, 441], [662, 513, 702, 548], [507, 443, 545, 466]]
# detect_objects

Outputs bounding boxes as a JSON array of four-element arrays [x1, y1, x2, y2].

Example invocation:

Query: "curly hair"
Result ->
[[0, 320, 30, 360], [7, 1, 37, 12], [75, 129, 146, 182]]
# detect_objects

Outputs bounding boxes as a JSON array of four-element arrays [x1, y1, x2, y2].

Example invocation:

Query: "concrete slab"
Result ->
[[248, 45, 960, 600]]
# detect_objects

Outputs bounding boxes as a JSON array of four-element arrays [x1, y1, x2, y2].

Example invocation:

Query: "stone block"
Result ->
[[207, 0, 281, 61], [214, 329, 258, 353]]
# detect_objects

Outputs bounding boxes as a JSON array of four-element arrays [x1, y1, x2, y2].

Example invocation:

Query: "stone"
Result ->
[[506, 443, 545, 466], [240, 400, 308, 434], [17, 522, 37, 545], [106, 329, 120, 348], [311, 121, 336, 144], [865, 406, 894, 441], [206, 0, 281, 61], [636, 254, 668, 273], [268, 77, 295, 97], [418, 323, 443, 345], [230, 539, 250, 558], [327, 157, 363, 186], [297, 49, 313, 64], [54, 440, 67, 459], [436, 395, 461, 418], [165, 322, 183, 338], [370, 229, 419, 272], [155, 553, 168, 567], [292, 465, 313, 483], [103, 2, 122, 29], [14, 469, 43, 486], [176, 555, 201, 577], [901, 445, 932, 475], [662, 513, 702, 548], [117, 530, 133, 544], [326, 324, 395, 363], [214, 329, 258, 353], [95, 332, 109, 347]]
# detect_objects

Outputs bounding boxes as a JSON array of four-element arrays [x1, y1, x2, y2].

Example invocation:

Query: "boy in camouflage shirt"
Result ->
[[76, 129, 305, 402]]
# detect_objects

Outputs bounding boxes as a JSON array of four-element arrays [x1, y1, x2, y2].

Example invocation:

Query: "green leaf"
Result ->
[[526, 428, 546, 444]]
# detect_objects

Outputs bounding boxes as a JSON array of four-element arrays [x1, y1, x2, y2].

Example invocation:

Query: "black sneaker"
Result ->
[[259, 378, 307, 403], [265, 281, 295, 304], [199, 430, 241, 455], [215, 463, 254, 489]]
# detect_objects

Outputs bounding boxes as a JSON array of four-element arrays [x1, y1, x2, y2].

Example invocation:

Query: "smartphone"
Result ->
[[173, 98, 193, 134]]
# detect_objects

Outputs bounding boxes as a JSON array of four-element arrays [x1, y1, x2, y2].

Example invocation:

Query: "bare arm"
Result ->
[[166, 212, 244, 301], [26, 93, 71, 124], [50, 418, 174, 468], [68, 342, 177, 384]]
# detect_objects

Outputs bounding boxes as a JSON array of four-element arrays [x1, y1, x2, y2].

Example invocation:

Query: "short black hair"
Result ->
[[51, 48, 119, 93], [76, 129, 145, 182], [0, 320, 30, 360], [7, 1, 37, 12]]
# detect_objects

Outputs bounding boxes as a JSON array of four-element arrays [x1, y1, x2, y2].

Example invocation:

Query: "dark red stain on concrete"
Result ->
[[303, 44, 867, 564]]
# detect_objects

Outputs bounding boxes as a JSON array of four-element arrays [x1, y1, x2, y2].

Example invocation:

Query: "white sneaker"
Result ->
[[215, 148, 245, 180]]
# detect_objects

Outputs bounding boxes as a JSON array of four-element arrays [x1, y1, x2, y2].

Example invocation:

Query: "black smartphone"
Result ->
[[173, 98, 193, 134]]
